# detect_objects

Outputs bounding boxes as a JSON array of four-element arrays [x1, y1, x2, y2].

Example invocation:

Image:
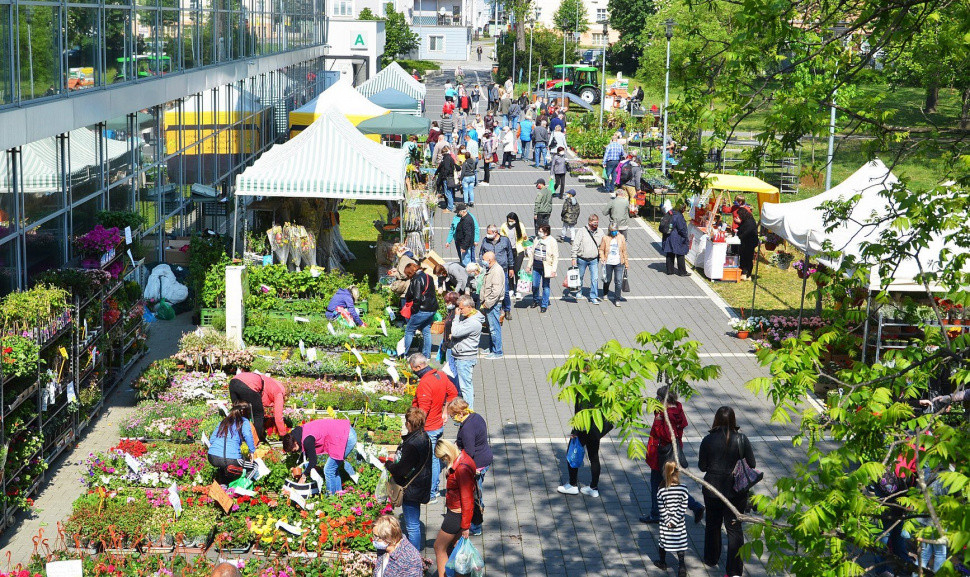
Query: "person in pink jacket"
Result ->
[[283, 418, 358, 494], [228, 372, 288, 442]]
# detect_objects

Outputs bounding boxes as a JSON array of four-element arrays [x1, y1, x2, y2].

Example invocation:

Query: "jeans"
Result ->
[[650, 467, 703, 519], [404, 310, 435, 359], [401, 500, 423, 551], [501, 115, 509, 128], [458, 247, 474, 266], [323, 428, 358, 494], [562, 224, 575, 242], [483, 305, 503, 356], [470, 465, 489, 533], [428, 142, 436, 159], [603, 263, 625, 302], [427, 427, 444, 499], [604, 160, 619, 191], [520, 139, 531, 159], [462, 175, 476, 204], [532, 261, 551, 308], [454, 357, 477, 409], [445, 133, 453, 144], [445, 348, 458, 379], [444, 182, 455, 212], [919, 542, 947, 573], [534, 143, 548, 167], [501, 271, 511, 312], [576, 257, 599, 301], [508, 115, 518, 132]]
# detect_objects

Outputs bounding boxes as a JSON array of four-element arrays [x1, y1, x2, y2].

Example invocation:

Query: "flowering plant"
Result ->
[[1, 335, 41, 378], [792, 259, 818, 278], [770, 251, 795, 268], [75, 225, 122, 256], [729, 317, 765, 332], [752, 315, 831, 350], [112, 439, 148, 457]]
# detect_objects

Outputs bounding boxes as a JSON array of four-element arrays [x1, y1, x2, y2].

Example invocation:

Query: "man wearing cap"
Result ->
[[533, 179, 553, 236], [569, 215, 604, 304], [446, 203, 479, 266]]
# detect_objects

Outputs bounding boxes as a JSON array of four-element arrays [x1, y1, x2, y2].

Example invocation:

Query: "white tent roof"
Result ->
[[761, 159, 966, 292], [356, 62, 427, 102], [292, 78, 389, 118], [1, 127, 130, 193], [182, 85, 268, 114], [234, 106, 407, 200]]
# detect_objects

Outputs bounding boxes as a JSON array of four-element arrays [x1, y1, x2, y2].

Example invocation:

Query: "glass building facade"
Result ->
[[0, 0, 331, 295]]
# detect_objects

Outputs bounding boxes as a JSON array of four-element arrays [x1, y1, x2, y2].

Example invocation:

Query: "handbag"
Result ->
[[622, 267, 631, 293], [645, 435, 661, 470], [566, 437, 585, 469], [386, 437, 432, 507], [515, 271, 532, 294], [731, 434, 764, 493], [401, 275, 430, 320]]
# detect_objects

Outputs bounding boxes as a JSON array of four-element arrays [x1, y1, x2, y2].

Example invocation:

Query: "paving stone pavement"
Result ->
[[421, 66, 810, 577]]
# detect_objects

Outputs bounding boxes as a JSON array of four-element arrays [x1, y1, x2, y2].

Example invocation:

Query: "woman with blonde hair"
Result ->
[[432, 439, 477, 577], [654, 460, 689, 576], [447, 398, 493, 535], [372, 514, 424, 577]]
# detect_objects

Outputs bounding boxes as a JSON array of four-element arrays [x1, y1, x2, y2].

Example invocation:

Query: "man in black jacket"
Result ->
[[453, 203, 476, 266], [384, 406, 433, 550], [435, 147, 457, 212]]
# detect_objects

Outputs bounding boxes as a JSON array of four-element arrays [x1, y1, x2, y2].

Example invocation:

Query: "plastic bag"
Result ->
[[155, 299, 175, 320], [566, 437, 585, 469], [516, 271, 533, 294], [549, 178, 556, 196], [566, 266, 581, 289], [228, 476, 254, 491], [445, 537, 485, 577]]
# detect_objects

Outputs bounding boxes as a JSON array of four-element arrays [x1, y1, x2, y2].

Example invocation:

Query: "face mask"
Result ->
[[590, 225, 598, 231], [446, 304, 456, 310], [538, 232, 547, 238], [610, 231, 619, 237], [373, 539, 389, 552], [507, 221, 516, 227], [487, 234, 496, 241]]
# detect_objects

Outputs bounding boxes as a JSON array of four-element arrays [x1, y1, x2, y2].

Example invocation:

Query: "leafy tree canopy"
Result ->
[[553, 0, 589, 34]]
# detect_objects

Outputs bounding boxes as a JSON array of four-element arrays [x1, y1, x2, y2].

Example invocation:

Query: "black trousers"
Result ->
[[567, 431, 604, 489], [483, 160, 491, 183], [739, 242, 757, 276], [554, 173, 566, 197], [703, 487, 746, 576], [502, 151, 514, 167], [229, 379, 267, 443], [534, 213, 550, 235], [666, 252, 687, 275], [207, 453, 256, 484]]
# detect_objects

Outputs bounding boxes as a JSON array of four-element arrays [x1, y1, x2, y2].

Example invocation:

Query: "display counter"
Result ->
[[686, 223, 741, 281]]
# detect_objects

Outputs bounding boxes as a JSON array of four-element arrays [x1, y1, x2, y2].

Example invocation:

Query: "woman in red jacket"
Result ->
[[432, 439, 476, 577]]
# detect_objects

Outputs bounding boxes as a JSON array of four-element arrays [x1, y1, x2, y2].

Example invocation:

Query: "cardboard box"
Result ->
[[164, 237, 192, 266]]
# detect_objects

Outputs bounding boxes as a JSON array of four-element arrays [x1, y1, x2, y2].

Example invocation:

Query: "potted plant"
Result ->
[[74, 225, 123, 269], [762, 232, 784, 252], [792, 259, 817, 280], [729, 317, 757, 339], [771, 251, 794, 270]]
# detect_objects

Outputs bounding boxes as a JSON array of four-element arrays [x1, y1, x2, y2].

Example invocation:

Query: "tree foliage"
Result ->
[[552, 0, 590, 33], [359, 3, 419, 65], [495, 27, 577, 83]]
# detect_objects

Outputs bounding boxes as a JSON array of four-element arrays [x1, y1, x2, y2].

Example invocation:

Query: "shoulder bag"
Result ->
[[386, 437, 432, 507], [401, 275, 430, 319], [731, 433, 764, 493]]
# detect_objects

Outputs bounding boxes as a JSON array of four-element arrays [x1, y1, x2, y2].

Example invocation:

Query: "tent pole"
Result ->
[[750, 221, 762, 315], [860, 291, 873, 365], [399, 199, 404, 243], [796, 256, 809, 333], [232, 194, 240, 259]]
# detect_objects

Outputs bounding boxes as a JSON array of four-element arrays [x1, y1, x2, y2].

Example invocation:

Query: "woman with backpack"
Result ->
[[642, 385, 704, 524], [698, 406, 758, 577]]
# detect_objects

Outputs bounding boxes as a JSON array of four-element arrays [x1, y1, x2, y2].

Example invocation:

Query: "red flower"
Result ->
[[2, 347, 11, 354]]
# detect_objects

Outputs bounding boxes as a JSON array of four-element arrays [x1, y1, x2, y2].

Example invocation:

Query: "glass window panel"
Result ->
[[106, 8, 133, 84], [67, 7, 102, 90], [137, 9, 162, 77], [0, 240, 20, 296], [71, 194, 102, 243], [1, 4, 14, 104], [182, 11, 202, 67], [109, 178, 134, 212], [19, 5, 61, 99], [24, 215, 66, 278], [0, 151, 17, 239], [19, 137, 67, 227], [138, 164, 163, 231], [70, 125, 105, 204], [161, 9, 181, 71]]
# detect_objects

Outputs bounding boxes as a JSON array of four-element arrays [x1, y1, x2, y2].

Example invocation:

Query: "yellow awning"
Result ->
[[700, 173, 780, 209]]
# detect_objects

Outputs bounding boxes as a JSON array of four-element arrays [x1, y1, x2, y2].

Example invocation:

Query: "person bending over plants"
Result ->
[[282, 418, 358, 495], [207, 402, 257, 484]]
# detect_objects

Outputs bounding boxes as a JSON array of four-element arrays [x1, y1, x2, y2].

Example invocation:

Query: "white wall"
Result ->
[[530, 0, 620, 45], [325, 20, 386, 80]]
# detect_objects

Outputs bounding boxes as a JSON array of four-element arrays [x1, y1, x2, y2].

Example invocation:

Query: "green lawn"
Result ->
[[339, 201, 389, 284]]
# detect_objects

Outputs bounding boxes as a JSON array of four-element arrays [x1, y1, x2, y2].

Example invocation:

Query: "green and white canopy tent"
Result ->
[[233, 106, 408, 269], [356, 62, 426, 115], [366, 88, 422, 116], [1, 127, 130, 194]]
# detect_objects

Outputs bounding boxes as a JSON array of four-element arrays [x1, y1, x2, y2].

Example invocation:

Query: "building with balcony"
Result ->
[[0, 0, 335, 295]]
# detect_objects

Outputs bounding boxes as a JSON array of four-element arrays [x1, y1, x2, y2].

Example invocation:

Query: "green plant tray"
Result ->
[[200, 308, 223, 327]]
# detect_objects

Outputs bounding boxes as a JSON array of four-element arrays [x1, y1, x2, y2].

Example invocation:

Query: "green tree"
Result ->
[[501, 0, 533, 51], [496, 27, 578, 83], [553, 0, 589, 34], [360, 3, 420, 66], [607, 0, 656, 74]]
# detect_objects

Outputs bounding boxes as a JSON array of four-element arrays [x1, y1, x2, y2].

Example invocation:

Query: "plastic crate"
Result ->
[[200, 308, 222, 327]]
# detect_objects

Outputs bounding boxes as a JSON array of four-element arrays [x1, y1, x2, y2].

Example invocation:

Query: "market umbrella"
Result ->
[[367, 88, 420, 112], [356, 113, 430, 136]]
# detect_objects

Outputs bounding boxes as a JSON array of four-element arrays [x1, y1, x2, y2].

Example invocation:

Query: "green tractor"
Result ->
[[537, 64, 601, 105]]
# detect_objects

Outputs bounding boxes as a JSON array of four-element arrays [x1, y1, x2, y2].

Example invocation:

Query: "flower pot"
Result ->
[[430, 320, 446, 334], [736, 331, 749, 339], [776, 260, 791, 270], [763, 242, 777, 252], [951, 318, 963, 326]]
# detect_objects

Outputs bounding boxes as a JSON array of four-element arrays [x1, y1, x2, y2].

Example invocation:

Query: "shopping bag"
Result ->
[[515, 271, 533, 294], [622, 268, 631, 293], [228, 476, 255, 491], [549, 178, 556, 196], [445, 537, 486, 577], [566, 437, 585, 469], [566, 266, 581, 289]]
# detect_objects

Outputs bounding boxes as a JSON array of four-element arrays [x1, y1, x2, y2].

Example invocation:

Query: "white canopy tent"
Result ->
[[1, 127, 130, 193], [760, 159, 965, 292], [356, 62, 426, 103]]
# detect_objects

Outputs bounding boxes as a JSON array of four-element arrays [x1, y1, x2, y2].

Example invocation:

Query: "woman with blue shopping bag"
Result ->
[[557, 396, 614, 498], [433, 439, 479, 577]]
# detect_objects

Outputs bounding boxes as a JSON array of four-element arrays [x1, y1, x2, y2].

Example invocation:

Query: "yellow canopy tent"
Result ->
[[700, 172, 780, 210], [288, 79, 390, 139]]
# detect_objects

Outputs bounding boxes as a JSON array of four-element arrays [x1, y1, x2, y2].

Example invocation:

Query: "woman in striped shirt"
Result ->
[[655, 460, 689, 577]]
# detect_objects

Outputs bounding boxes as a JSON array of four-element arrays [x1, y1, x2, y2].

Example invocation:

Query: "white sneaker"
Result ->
[[557, 484, 579, 495], [479, 182, 490, 187], [580, 486, 599, 498]]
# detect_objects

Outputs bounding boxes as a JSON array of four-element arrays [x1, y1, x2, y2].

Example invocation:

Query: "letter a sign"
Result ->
[[351, 31, 367, 50]]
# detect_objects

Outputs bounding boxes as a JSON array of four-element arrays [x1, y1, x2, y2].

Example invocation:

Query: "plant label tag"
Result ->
[[307, 348, 317, 361], [385, 307, 396, 321], [275, 520, 302, 535], [294, 316, 310, 323], [124, 453, 141, 474], [127, 249, 135, 266], [355, 365, 363, 380], [209, 482, 234, 513], [216, 401, 229, 416], [327, 323, 337, 335], [168, 482, 182, 517], [233, 486, 256, 496], [299, 340, 306, 357], [66, 381, 76, 403], [59, 346, 68, 359], [396, 338, 406, 356], [254, 458, 270, 479], [287, 488, 307, 509], [349, 333, 363, 339], [387, 365, 400, 383], [201, 431, 211, 448], [382, 357, 395, 366], [310, 468, 324, 493], [124, 226, 133, 245], [46, 560, 83, 577], [350, 347, 364, 363], [379, 395, 401, 402], [83, 319, 88, 335], [380, 320, 388, 336]]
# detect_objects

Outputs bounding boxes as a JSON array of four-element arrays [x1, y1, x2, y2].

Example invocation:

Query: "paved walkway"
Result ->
[[423, 67, 806, 576]]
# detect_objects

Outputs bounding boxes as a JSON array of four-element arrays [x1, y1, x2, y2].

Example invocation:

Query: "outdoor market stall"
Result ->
[[355, 61, 426, 114], [235, 106, 408, 270], [366, 88, 422, 116], [355, 112, 431, 147], [685, 173, 779, 281], [287, 79, 390, 139]]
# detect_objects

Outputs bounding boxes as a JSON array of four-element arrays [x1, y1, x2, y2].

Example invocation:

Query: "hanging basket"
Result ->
[[763, 242, 777, 252]]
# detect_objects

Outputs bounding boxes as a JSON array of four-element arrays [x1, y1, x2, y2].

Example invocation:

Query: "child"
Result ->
[[655, 460, 689, 576]]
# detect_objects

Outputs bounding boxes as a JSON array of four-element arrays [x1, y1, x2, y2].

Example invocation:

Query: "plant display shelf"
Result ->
[[867, 311, 970, 359]]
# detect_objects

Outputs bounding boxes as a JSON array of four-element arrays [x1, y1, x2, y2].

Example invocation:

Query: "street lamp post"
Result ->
[[528, 10, 536, 96], [511, 12, 517, 87], [661, 18, 674, 176], [825, 23, 848, 192], [598, 19, 608, 130], [561, 27, 567, 106]]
